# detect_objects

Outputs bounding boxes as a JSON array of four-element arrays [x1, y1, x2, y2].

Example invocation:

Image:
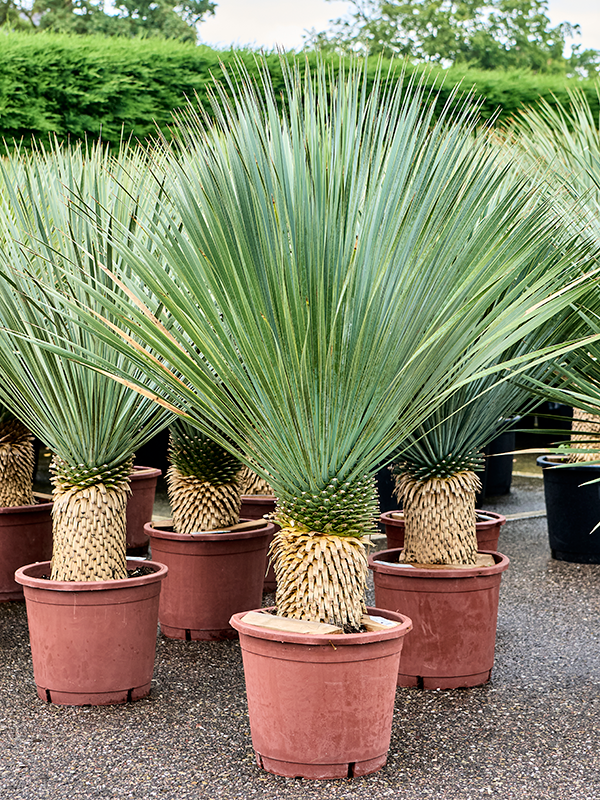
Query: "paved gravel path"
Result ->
[[1, 474, 598, 799]]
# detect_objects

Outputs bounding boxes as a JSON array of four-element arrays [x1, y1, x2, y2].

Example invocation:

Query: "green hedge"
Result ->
[[0, 31, 598, 151]]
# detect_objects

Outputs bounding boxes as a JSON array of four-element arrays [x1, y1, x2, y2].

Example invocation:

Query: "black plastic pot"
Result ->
[[537, 455, 600, 564]]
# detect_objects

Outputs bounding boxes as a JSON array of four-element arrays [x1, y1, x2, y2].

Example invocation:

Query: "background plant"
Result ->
[[509, 89, 600, 462], [1, 31, 599, 151]]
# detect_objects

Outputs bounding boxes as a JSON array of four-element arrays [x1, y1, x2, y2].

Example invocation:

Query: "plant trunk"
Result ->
[[167, 467, 241, 534], [50, 458, 131, 581], [0, 419, 35, 508], [240, 466, 273, 496], [569, 407, 600, 462], [397, 472, 480, 565], [271, 528, 368, 630]]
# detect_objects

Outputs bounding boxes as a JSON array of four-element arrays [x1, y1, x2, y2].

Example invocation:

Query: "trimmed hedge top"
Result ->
[[0, 30, 598, 150]]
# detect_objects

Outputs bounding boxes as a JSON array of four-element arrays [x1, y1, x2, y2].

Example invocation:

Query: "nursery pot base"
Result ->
[[239, 495, 279, 593], [230, 606, 412, 780], [126, 466, 162, 555], [15, 559, 168, 706], [255, 751, 387, 780], [537, 456, 600, 564]]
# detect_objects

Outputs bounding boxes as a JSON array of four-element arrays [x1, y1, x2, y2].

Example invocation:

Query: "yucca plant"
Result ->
[[509, 89, 600, 462], [167, 418, 243, 533], [16, 60, 600, 628], [0, 142, 173, 581], [393, 353, 569, 565], [0, 403, 36, 508]]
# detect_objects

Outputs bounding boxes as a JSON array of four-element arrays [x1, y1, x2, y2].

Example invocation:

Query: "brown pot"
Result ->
[[369, 549, 509, 689], [15, 559, 168, 705], [126, 466, 161, 555], [0, 494, 53, 602], [230, 607, 412, 779], [380, 509, 506, 552], [146, 519, 276, 641], [239, 495, 279, 593]]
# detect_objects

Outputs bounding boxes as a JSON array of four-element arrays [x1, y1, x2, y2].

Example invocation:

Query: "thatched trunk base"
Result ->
[[50, 482, 129, 581], [167, 468, 241, 534], [0, 420, 35, 508], [397, 472, 480, 565], [271, 528, 368, 630], [569, 408, 600, 462]]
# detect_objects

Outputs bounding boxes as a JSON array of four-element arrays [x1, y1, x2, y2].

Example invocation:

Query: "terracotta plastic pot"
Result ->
[[146, 519, 275, 640], [15, 559, 168, 705], [0, 495, 53, 602], [369, 549, 509, 690], [239, 495, 279, 592], [126, 466, 161, 554], [230, 606, 412, 779], [537, 455, 600, 563], [380, 509, 506, 552]]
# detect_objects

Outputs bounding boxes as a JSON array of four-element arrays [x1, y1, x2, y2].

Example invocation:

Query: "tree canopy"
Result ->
[[307, 0, 600, 75], [0, 0, 216, 42]]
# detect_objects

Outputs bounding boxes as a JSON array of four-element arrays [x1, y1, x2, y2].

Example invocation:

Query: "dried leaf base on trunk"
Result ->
[[167, 468, 241, 534], [397, 472, 480, 565], [50, 483, 129, 581], [380, 509, 506, 552], [568, 408, 600, 462], [0, 419, 35, 508], [271, 527, 368, 631]]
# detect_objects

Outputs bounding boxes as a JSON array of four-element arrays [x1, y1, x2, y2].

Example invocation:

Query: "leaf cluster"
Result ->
[[29, 57, 599, 514], [0, 141, 174, 469]]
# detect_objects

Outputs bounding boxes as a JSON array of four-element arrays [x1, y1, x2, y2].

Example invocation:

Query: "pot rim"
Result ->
[[537, 454, 600, 471], [379, 509, 506, 528], [0, 494, 53, 516], [14, 559, 168, 592], [130, 465, 162, 479], [368, 549, 510, 578], [145, 519, 276, 542], [230, 605, 412, 646]]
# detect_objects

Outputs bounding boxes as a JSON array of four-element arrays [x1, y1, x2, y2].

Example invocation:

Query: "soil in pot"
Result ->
[[230, 606, 412, 779], [0, 493, 53, 602], [380, 509, 506, 552], [369, 548, 509, 690], [15, 559, 168, 705], [146, 518, 275, 640], [537, 455, 600, 563]]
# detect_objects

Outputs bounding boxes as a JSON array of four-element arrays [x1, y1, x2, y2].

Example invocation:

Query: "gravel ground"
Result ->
[[1, 472, 599, 799]]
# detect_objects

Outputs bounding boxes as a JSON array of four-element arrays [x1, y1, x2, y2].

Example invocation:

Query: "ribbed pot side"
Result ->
[[0, 497, 53, 602], [370, 549, 509, 690], [146, 520, 275, 640], [537, 456, 600, 563], [230, 607, 412, 780], [126, 466, 161, 553], [15, 559, 168, 705]]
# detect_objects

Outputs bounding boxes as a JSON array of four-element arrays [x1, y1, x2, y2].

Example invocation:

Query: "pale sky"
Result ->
[[198, 0, 600, 54]]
